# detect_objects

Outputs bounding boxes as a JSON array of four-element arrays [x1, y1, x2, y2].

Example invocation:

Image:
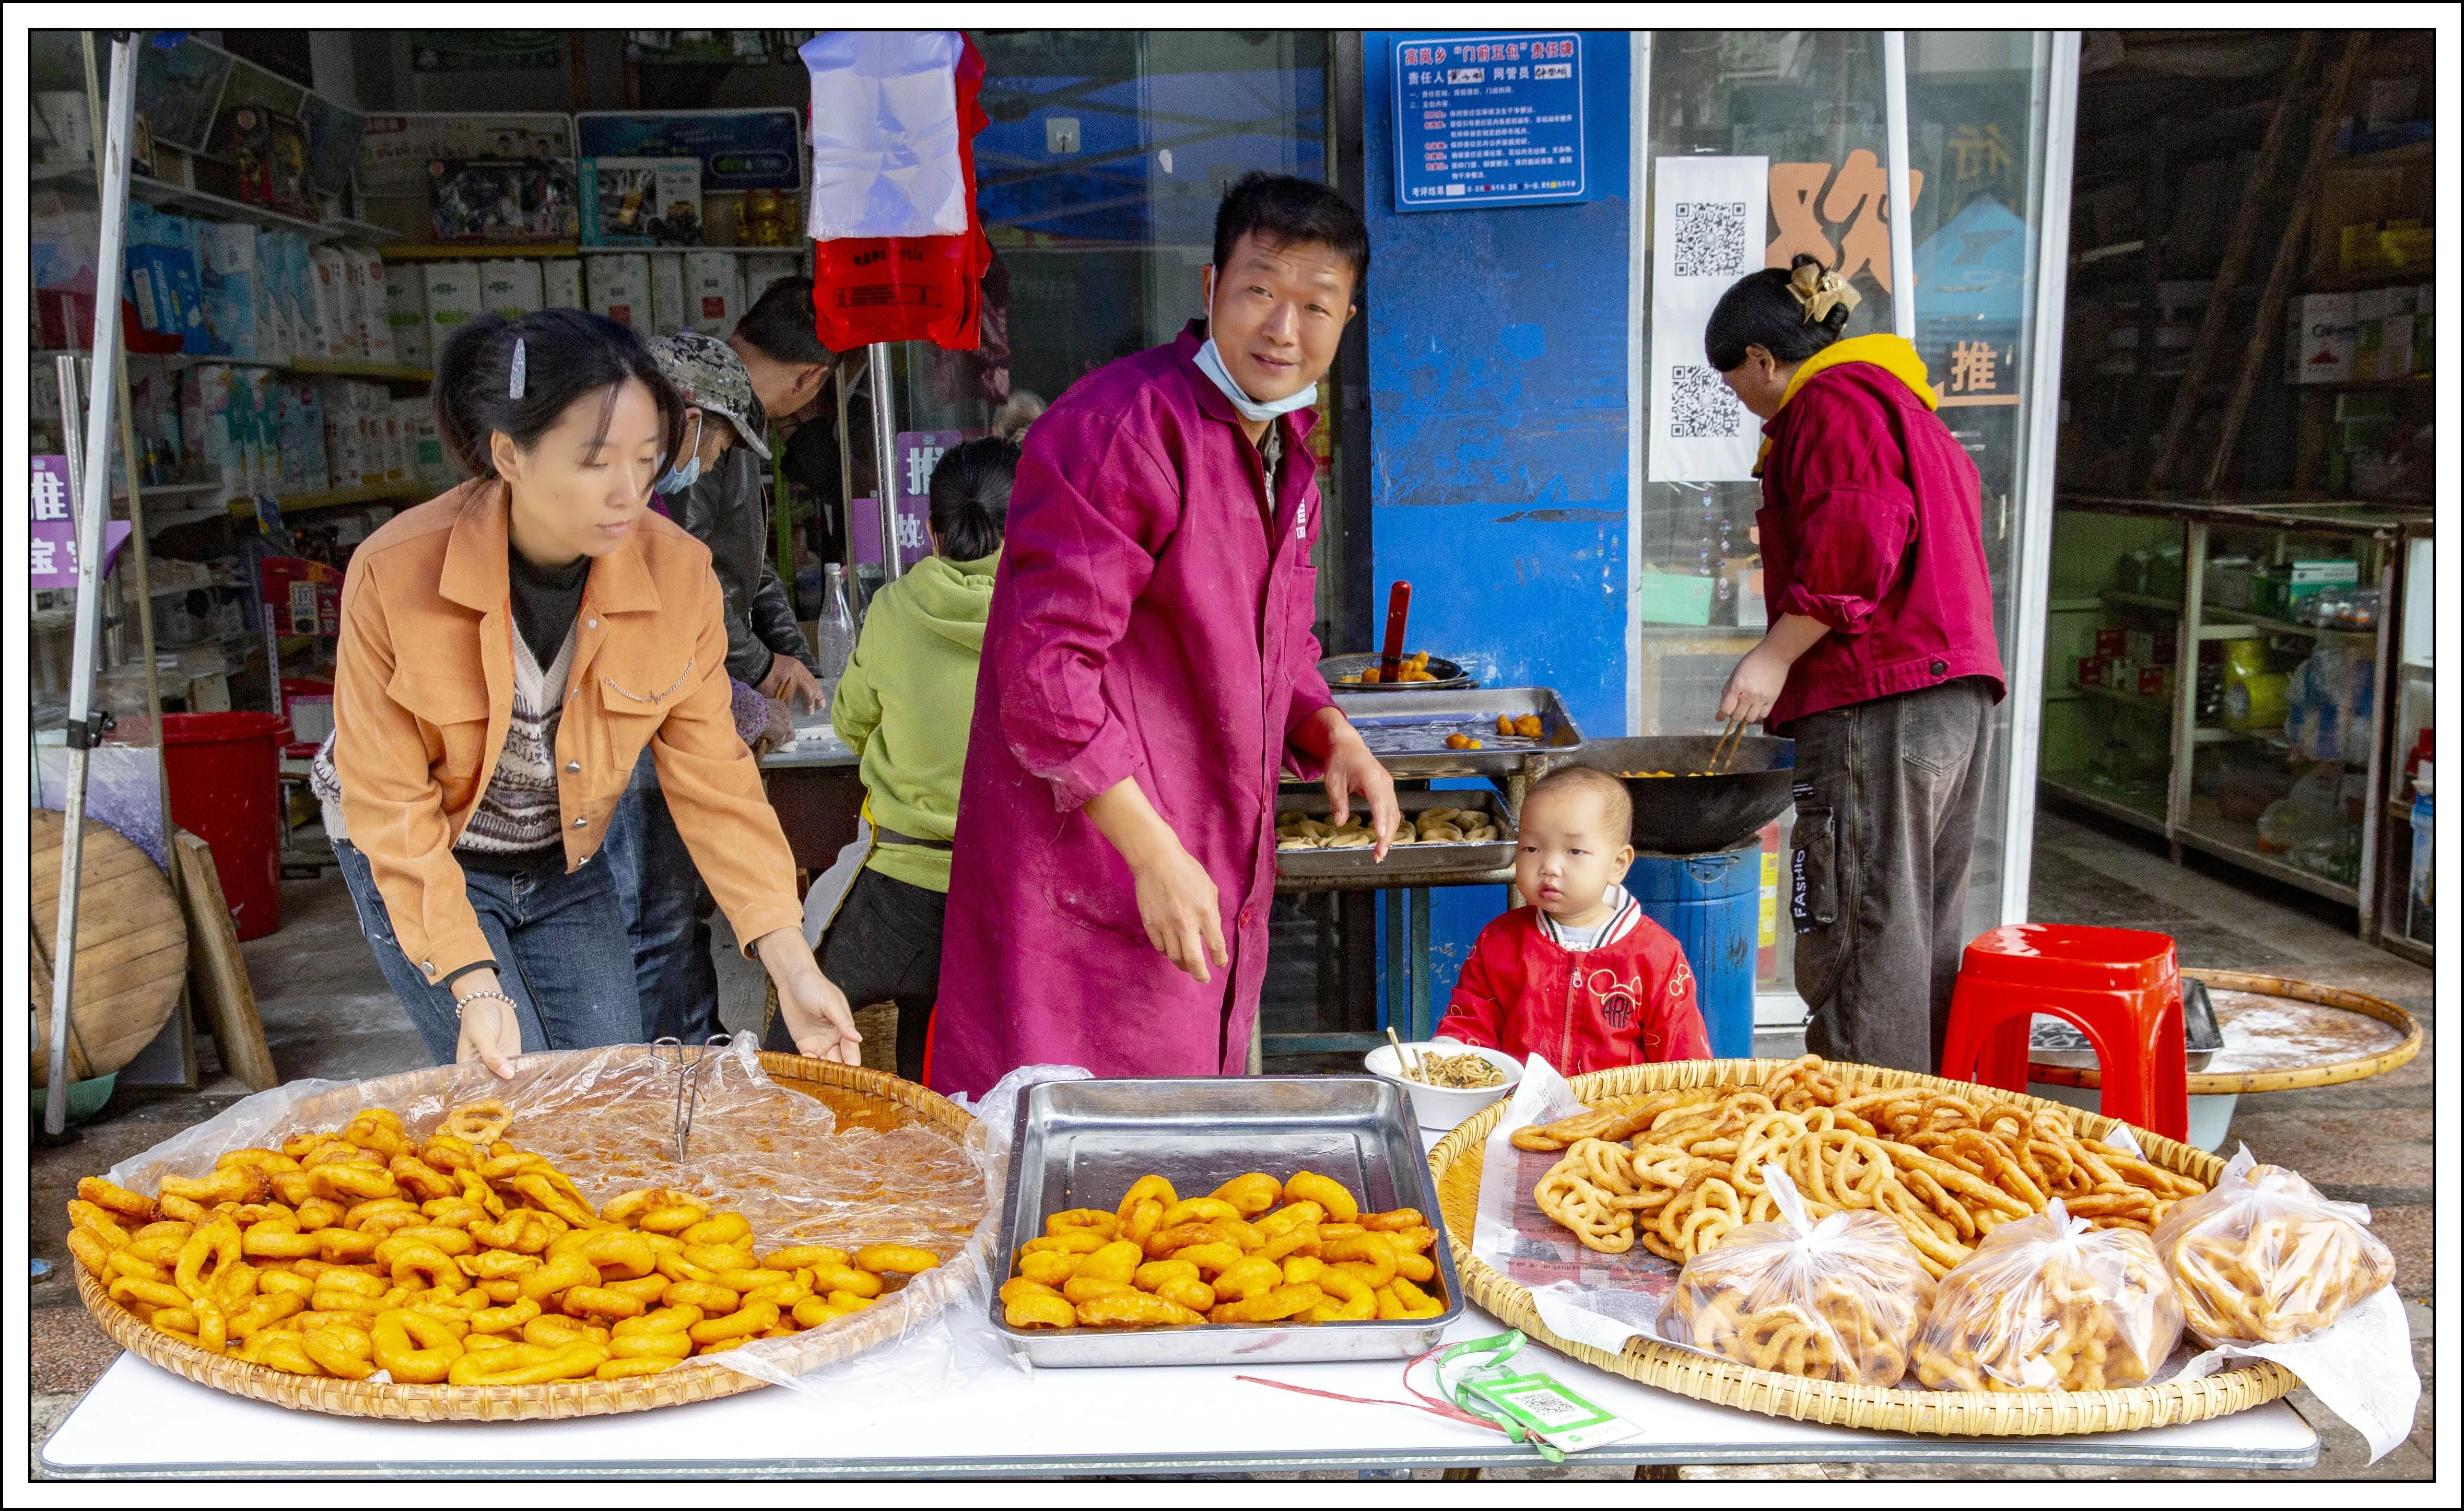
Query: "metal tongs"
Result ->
[[651, 1034, 732, 1161], [1707, 717, 1749, 776]]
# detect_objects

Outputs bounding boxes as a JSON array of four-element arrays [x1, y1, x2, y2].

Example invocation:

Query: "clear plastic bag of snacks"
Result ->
[[1660, 1165, 1935, 1387], [2154, 1145, 2394, 1346], [1911, 1198, 2184, 1392]]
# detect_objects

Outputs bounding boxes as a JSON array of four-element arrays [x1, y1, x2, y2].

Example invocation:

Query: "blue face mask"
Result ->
[[1194, 284, 1319, 424], [654, 413, 705, 495]]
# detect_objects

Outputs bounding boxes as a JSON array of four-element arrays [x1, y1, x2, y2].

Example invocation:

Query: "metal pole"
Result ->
[[867, 342, 903, 580], [834, 350, 861, 587], [1998, 30, 2082, 926], [85, 30, 168, 807], [47, 32, 141, 1137], [1881, 31, 1917, 339]]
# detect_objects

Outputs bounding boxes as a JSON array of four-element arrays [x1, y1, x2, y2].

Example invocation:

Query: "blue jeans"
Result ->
[[603, 748, 724, 1043], [332, 837, 643, 1065]]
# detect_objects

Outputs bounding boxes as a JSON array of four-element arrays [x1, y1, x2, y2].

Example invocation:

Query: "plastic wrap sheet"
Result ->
[[107, 1035, 992, 1392]]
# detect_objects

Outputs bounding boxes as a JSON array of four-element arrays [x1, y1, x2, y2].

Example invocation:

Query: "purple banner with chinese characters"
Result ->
[[29, 455, 131, 590], [851, 430, 968, 568]]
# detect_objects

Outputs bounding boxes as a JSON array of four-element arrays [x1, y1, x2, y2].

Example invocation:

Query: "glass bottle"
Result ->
[[812, 563, 857, 688]]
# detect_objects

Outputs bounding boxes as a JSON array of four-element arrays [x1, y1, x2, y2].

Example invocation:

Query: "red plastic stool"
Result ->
[[1939, 923, 2188, 1143]]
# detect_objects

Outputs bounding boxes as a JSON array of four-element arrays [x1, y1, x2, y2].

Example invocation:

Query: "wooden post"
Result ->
[[171, 827, 279, 1091]]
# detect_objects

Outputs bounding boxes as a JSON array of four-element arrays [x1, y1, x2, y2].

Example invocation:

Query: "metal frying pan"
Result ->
[[1558, 734, 1797, 856], [1318, 652, 1477, 692]]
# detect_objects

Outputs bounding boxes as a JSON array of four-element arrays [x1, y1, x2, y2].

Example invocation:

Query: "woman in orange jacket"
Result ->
[[315, 308, 860, 1076]]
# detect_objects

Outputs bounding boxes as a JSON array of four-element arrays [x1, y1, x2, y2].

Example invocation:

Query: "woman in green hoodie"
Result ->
[[764, 436, 1016, 1080]]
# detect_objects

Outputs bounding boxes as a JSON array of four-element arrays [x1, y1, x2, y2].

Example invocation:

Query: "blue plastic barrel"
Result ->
[[1626, 846, 1761, 1058]]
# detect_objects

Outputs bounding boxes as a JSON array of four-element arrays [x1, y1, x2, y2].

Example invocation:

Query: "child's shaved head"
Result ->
[[1524, 765, 1633, 840]]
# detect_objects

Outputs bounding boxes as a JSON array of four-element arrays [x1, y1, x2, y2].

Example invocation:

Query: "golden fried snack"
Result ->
[[1522, 1058, 2212, 1280], [1281, 1171, 1358, 1223], [1665, 1204, 1934, 1387], [1911, 1207, 2182, 1392], [1008, 1170, 1445, 1331], [71, 1104, 948, 1386], [2155, 1162, 2395, 1344], [440, 1099, 512, 1144]]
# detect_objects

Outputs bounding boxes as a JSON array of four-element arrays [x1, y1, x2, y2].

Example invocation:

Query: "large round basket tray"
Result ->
[[77, 1052, 976, 1422], [2029, 969, 2420, 1095], [1428, 1056, 2298, 1437]]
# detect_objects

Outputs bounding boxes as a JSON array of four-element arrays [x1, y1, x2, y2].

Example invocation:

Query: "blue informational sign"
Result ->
[[574, 110, 805, 192], [1392, 32, 1587, 212]]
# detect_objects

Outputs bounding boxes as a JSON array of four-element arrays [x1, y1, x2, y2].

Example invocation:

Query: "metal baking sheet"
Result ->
[[993, 1076, 1464, 1367], [1318, 651, 1477, 692], [1332, 686, 1583, 778], [1273, 789, 1517, 881]]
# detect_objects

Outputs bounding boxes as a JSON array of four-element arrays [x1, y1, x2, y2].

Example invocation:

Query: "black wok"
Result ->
[[1557, 734, 1797, 856]]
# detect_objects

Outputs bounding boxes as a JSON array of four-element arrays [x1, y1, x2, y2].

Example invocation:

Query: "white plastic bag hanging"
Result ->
[[800, 31, 970, 241]]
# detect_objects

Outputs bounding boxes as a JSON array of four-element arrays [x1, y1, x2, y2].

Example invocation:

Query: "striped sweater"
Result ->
[[314, 624, 576, 863]]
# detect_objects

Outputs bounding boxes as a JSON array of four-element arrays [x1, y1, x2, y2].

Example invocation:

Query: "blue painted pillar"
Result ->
[[1362, 32, 1634, 1000]]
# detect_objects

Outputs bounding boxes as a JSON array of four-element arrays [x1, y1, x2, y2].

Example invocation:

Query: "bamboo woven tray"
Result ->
[[77, 1053, 975, 1423], [1428, 1057, 2299, 1438], [2029, 970, 2421, 1096]]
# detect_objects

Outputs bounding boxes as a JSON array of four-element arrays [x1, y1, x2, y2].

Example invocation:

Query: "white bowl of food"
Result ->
[[1364, 1041, 1523, 1130]]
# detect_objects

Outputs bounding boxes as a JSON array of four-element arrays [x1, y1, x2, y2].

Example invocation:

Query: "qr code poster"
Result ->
[[1650, 155, 1767, 481]]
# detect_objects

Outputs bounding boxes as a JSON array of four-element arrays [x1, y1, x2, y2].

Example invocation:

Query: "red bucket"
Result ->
[[162, 711, 287, 940]]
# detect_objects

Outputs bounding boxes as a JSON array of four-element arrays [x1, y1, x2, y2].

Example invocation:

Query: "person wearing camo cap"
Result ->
[[603, 324, 825, 1042]]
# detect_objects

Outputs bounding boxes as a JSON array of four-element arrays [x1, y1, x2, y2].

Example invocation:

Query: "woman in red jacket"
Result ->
[[1708, 255, 2007, 1074]]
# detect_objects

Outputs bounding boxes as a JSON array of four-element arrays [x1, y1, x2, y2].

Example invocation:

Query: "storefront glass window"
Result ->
[[875, 32, 1344, 630], [1636, 31, 2064, 1005]]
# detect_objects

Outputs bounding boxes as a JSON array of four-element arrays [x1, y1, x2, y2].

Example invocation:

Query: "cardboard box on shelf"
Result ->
[[650, 252, 687, 334], [2285, 292, 2356, 385], [2353, 285, 2418, 381], [479, 259, 547, 319], [684, 251, 744, 336], [581, 157, 701, 247], [585, 253, 651, 329], [740, 252, 802, 299], [309, 246, 351, 359], [543, 257, 583, 310], [351, 248, 390, 362], [424, 261, 486, 354], [384, 264, 430, 370]]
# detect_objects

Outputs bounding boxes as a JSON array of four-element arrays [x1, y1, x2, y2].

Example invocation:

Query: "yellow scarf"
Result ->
[[1754, 334, 1938, 474]]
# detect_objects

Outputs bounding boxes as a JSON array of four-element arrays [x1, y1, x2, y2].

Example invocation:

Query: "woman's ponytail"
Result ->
[[926, 435, 1020, 562]]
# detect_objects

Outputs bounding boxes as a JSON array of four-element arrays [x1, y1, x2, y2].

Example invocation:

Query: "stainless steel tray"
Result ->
[[1333, 686, 1583, 778], [1318, 651, 1478, 692], [994, 1076, 1464, 1367], [1273, 788, 1517, 881]]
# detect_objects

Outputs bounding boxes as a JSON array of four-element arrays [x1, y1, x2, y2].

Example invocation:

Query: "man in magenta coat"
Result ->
[[928, 175, 1400, 1097]]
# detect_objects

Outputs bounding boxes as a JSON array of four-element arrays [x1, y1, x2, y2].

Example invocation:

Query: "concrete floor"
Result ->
[[27, 802, 2434, 1479]]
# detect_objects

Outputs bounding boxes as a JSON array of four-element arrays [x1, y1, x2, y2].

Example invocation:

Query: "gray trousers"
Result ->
[[1785, 676, 1996, 1074]]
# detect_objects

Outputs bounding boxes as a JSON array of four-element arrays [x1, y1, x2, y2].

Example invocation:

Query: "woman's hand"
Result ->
[[452, 970, 521, 1079], [760, 653, 826, 712], [756, 929, 863, 1065], [1132, 837, 1228, 984], [1084, 777, 1229, 984], [1312, 714, 1401, 861], [1717, 613, 1833, 726], [1717, 642, 1793, 726]]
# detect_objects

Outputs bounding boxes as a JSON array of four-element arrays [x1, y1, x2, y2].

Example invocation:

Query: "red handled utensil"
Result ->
[[1377, 581, 1412, 684]]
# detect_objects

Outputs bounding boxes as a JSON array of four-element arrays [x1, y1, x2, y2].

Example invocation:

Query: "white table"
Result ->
[[40, 1306, 2315, 1479]]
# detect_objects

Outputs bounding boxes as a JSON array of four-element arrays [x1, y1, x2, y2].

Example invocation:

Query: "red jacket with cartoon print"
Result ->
[[1435, 903, 1711, 1075]]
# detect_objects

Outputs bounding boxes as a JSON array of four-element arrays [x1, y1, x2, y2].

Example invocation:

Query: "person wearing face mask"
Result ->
[[313, 309, 862, 1076], [601, 329, 798, 1042], [928, 173, 1401, 1098], [1705, 254, 2006, 1074]]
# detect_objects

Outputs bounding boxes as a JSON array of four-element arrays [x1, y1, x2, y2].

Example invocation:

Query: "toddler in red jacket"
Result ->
[[1433, 767, 1711, 1074]]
